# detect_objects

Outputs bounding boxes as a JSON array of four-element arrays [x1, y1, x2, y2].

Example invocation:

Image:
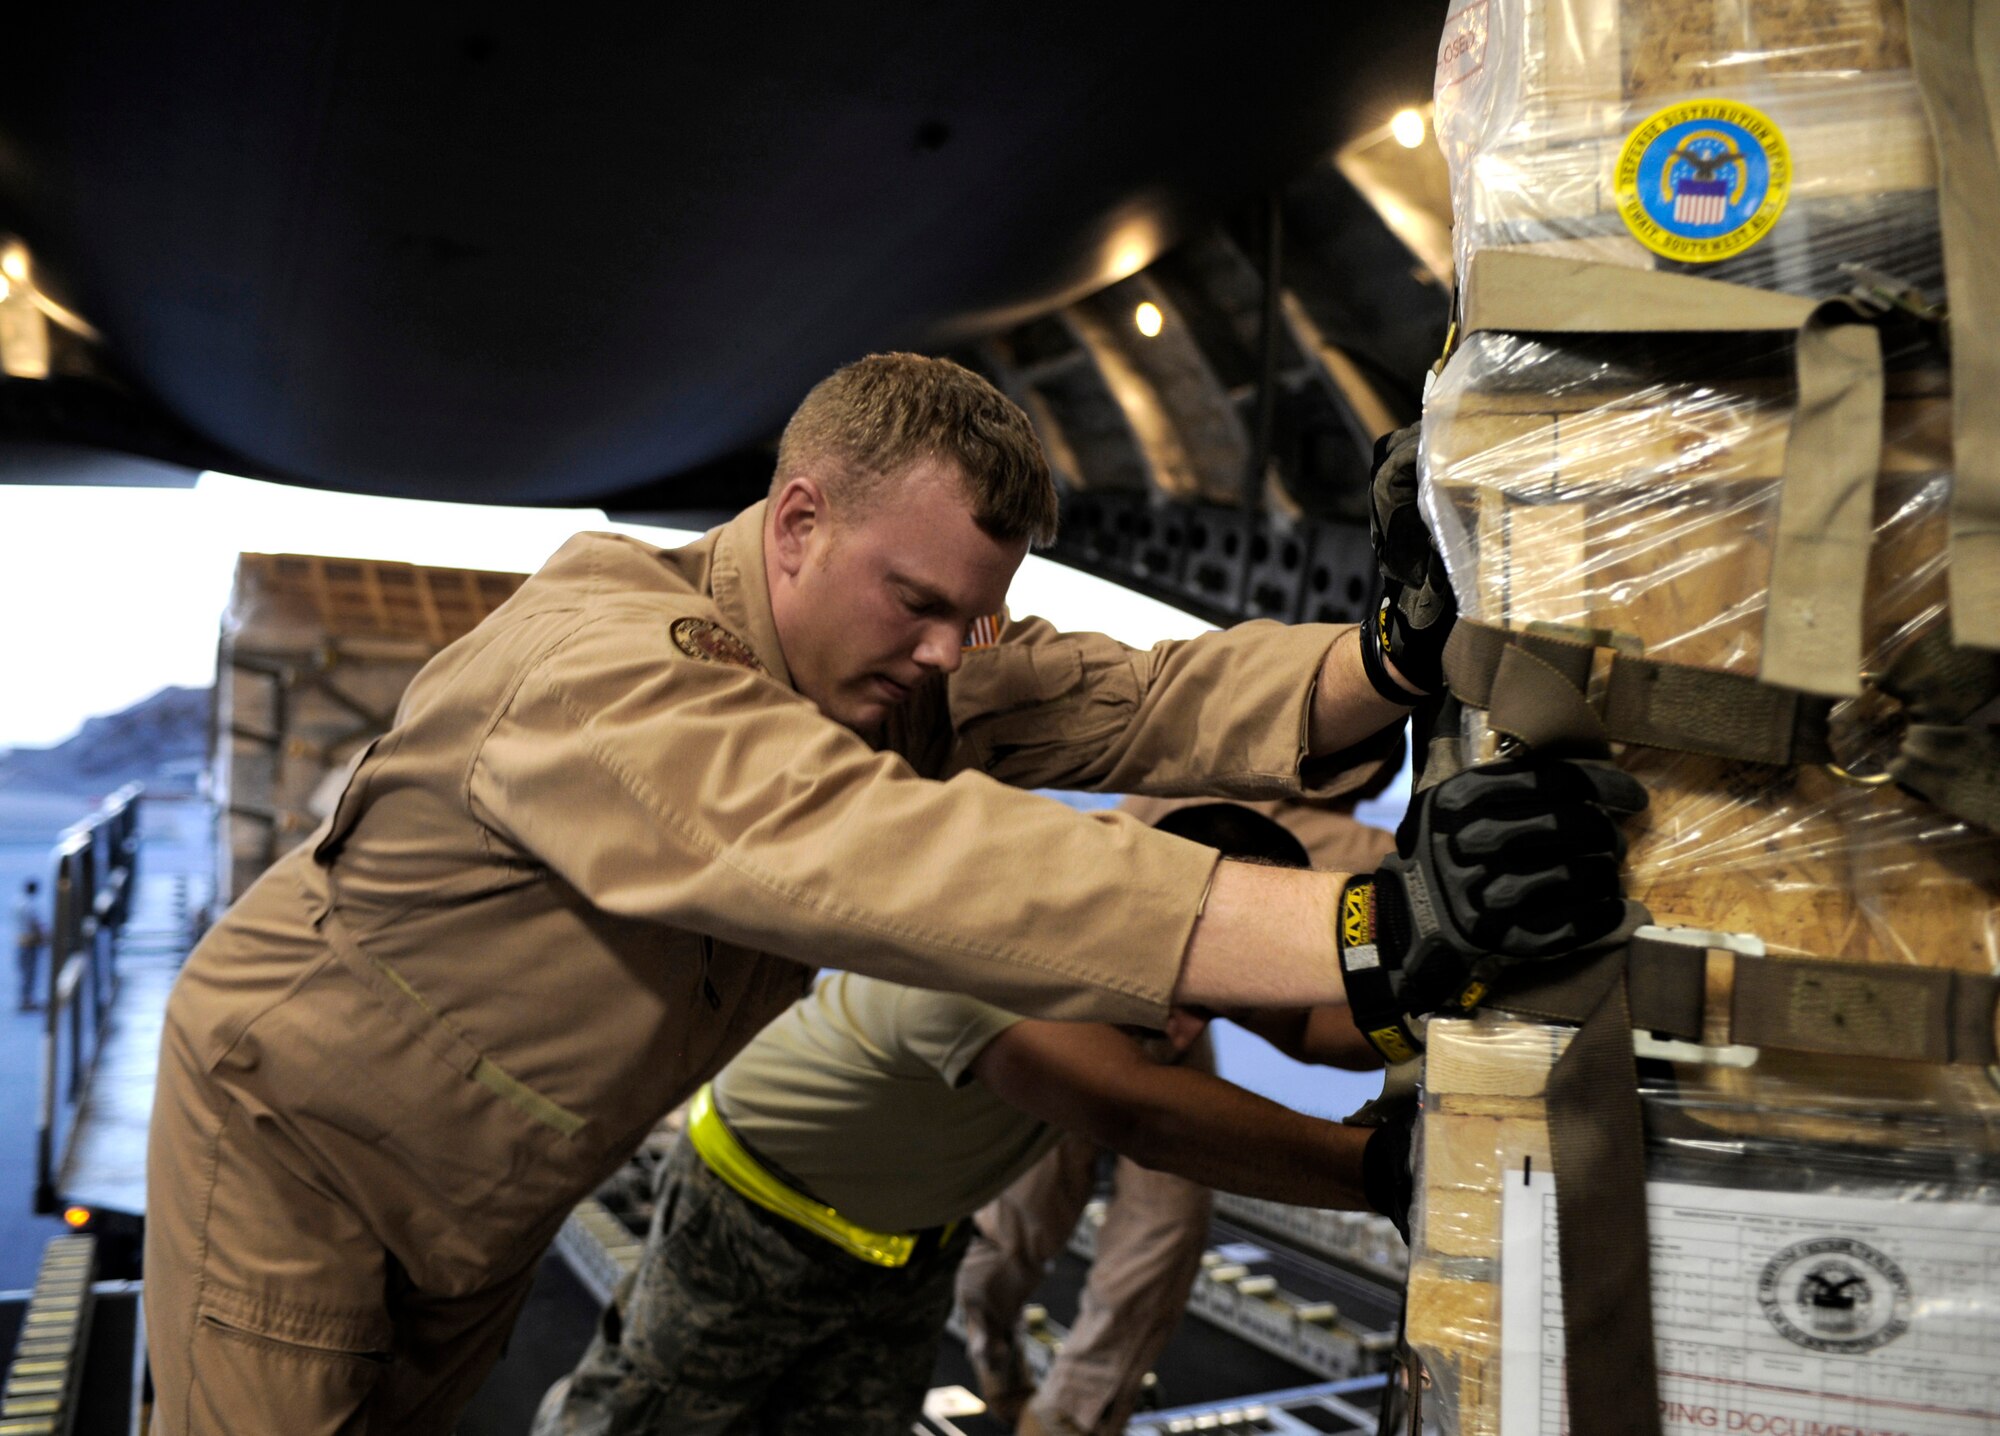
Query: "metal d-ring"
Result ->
[[1824, 760, 1896, 788], [1825, 670, 1900, 789]]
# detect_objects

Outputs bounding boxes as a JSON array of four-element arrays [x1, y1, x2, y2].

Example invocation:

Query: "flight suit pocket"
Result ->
[[215, 934, 590, 1291], [949, 639, 1142, 783], [947, 642, 1081, 723], [187, 1313, 388, 1435]]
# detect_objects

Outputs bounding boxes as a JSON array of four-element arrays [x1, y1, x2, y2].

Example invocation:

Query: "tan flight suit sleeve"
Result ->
[[944, 616, 1364, 799], [465, 607, 1217, 1025]]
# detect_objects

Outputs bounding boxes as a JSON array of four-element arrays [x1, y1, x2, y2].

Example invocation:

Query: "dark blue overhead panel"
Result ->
[[0, 2, 1446, 504]]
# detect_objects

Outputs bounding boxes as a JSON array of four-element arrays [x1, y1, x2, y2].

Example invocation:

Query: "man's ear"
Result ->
[[768, 475, 827, 579]]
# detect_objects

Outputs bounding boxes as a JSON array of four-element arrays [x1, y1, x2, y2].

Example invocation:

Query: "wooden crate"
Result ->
[[1446, 0, 1936, 296], [1418, 9, 1990, 1429], [1414, 354, 2000, 1434], [213, 552, 527, 900]]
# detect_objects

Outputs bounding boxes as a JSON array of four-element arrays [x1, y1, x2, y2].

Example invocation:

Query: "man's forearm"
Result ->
[[1308, 623, 1418, 756], [1173, 861, 1349, 1008], [1114, 1062, 1373, 1209]]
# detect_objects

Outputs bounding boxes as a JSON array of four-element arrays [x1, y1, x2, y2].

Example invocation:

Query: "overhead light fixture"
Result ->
[[1391, 108, 1426, 149], [0, 244, 26, 283], [1134, 301, 1164, 338]]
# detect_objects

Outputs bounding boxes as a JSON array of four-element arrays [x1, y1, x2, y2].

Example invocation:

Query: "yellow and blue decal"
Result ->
[[1615, 98, 1791, 263]]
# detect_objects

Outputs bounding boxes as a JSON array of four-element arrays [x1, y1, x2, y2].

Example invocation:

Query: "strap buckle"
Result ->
[[1837, 262, 1948, 330], [1629, 925, 1761, 1069], [1824, 670, 1903, 788]]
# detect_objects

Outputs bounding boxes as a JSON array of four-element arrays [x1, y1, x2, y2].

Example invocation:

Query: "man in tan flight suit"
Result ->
[[139, 354, 1594, 1434]]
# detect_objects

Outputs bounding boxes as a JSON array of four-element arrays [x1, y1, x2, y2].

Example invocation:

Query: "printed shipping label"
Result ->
[[1500, 1171, 2000, 1435]]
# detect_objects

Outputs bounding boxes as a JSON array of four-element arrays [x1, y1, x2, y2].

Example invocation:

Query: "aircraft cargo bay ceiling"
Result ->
[[0, 3, 1452, 619]]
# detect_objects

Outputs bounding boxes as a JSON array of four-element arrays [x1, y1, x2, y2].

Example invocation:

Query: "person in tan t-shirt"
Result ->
[[531, 908, 1391, 1434], [961, 783, 1399, 1435]]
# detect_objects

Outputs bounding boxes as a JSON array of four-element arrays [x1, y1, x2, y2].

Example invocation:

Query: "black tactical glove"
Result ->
[[1360, 423, 1458, 702], [1359, 1112, 1415, 1246], [1336, 756, 1649, 1063]]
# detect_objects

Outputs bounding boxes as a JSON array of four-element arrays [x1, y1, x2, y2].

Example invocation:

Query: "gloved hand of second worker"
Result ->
[[1359, 1108, 1416, 1246], [1336, 755, 1649, 1064], [1360, 422, 1457, 702]]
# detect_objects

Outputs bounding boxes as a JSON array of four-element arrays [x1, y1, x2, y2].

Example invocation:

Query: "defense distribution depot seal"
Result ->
[[1615, 98, 1791, 262], [1757, 1237, 1911, 1354]]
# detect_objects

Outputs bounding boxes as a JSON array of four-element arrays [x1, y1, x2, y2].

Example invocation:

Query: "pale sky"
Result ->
[[0, 475, 1213, 750]]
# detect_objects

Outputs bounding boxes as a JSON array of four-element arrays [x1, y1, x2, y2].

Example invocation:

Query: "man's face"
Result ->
[[767, 459, 1029, 735]]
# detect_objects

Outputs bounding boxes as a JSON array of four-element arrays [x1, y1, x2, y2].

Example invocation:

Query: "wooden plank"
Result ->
[[1422, 1112, 1553, 1259], [1426, 1018, 1570, 1099], [1407, 1261, 1502, 1436], [1621, 0, 1911, 97]]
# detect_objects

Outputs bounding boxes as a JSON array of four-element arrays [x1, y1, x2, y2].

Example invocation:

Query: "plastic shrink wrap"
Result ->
[[1408, 2, 2000, 1432]]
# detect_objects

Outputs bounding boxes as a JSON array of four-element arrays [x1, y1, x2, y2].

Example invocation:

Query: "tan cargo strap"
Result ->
[[1501, 935, 2000, 1068], [1879, 618, 2000, 833], [1766, 304, 1885, 695], [1447, 618, 2000, 832], [1910, 0, 2000, 651], [1540, 950, 1658, 1436], [1463, 250, 1912, 699], [1443, 619, 1835, 766], [1441, 647, 1664, 1436]]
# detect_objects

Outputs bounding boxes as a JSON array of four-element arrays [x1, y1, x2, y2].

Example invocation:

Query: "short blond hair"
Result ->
[[772, 353, 1058, 546]]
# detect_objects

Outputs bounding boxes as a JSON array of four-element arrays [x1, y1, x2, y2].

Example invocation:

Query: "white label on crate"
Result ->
[[1499, 1171, 2000, 1435]]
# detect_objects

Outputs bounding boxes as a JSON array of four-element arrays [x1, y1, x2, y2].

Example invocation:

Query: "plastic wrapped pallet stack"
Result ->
[[1408, 2, 2000, 1433]]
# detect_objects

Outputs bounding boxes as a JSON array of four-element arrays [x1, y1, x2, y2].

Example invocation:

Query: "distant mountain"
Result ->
[[0, 687, 210, 798]]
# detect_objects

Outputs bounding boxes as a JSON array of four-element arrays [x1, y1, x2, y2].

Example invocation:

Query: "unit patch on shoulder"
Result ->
[[670, 617, 767, 674], [962, 613, 1005, 652], [1614, 98, 1791, 263]]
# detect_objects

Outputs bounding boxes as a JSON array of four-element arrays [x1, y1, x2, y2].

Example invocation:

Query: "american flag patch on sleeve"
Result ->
[[962, 612, 1005, 651]]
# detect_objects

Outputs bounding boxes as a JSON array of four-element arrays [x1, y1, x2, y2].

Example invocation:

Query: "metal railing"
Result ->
[[35, 784, 142, 1215]]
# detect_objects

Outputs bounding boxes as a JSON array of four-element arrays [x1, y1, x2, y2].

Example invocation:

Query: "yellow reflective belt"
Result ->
[[684, 1085, 917, 1268]]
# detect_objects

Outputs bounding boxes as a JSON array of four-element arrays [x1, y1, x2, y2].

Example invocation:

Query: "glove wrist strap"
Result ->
[[1335, 876, 1424, 1064], [1360, 599, 1428, 705]]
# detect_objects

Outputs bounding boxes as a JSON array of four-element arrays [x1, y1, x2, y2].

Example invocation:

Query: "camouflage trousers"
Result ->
[[532, 1134, 969, 1436]]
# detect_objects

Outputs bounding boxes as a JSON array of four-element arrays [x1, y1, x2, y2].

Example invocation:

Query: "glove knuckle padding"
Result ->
[[1478, 867, 1569, 913], [1495, 921, 1581, 957], [1449, 811, 1561, 862]]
